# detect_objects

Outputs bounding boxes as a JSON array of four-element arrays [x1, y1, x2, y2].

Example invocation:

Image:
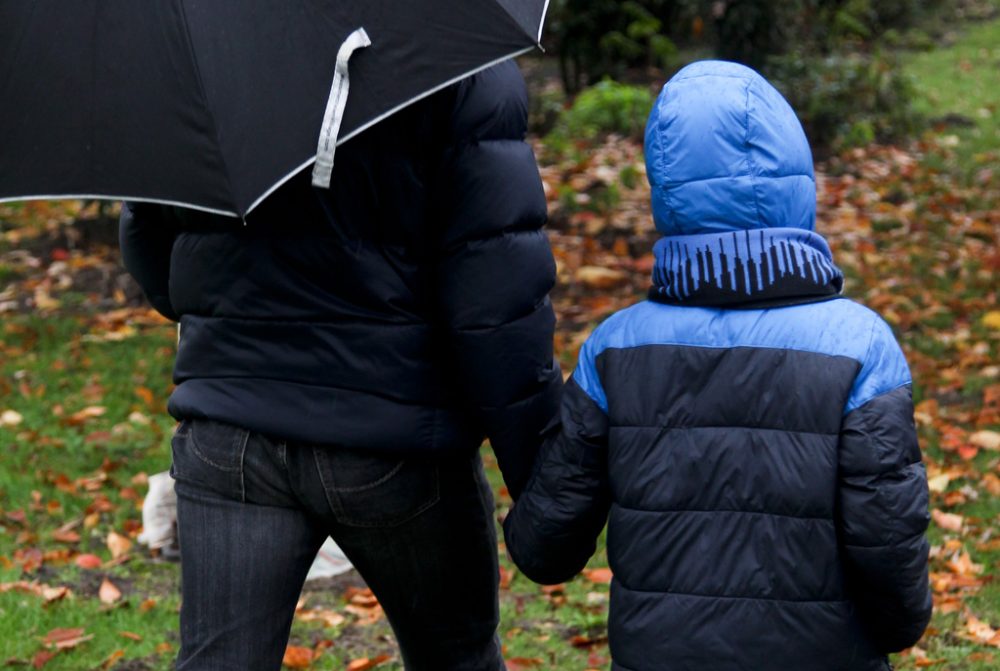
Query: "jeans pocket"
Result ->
[[170, 419, 248, 502], [313, 448, 440, 528]]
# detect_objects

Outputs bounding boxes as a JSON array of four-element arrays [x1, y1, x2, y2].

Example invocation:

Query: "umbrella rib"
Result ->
[[175, 0, 240, 216], [242, 44, 537, 217], [492, 0, 545, 44]]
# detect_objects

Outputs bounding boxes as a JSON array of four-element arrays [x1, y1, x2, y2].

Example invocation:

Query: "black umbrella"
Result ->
[[0, 0, 550, 217]]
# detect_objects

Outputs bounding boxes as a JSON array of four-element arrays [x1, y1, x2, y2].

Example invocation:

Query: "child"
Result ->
[[504, 61, 932, 671]]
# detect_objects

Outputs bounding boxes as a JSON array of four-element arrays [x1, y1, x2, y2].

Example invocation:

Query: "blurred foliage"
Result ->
[[768, 50, 921, 152], [549, 0, 682, 92], [543, 0, 963, 149], [548, 81, 655, 143]]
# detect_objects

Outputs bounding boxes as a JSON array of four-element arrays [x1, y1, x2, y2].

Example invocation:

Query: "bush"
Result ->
[[549, 0, 681, 91], [767, 50, 921, 152], [547, 80, 655, 144]]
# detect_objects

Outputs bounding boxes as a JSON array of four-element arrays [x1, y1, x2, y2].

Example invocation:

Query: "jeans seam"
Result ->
[[188, 421, 244, 473], [313, 447, 345, 518], [331, 460, 406, 493], [236, 430, 249, 503]]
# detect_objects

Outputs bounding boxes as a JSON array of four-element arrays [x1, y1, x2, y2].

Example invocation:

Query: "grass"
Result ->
[[0, 315, 615, 670], [906, 14, 1000, 167]]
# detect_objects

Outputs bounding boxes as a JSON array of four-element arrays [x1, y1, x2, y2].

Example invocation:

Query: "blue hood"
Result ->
[[645, 61, 816, 236]]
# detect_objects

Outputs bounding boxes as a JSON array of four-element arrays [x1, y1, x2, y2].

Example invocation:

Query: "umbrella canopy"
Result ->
[[0, 0, 550, 217]]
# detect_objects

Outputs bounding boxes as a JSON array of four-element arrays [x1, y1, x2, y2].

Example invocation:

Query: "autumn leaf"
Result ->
[[42, 627, 93, 650], [583, 568, 614, 584], [506, 658, 543, 671], [931, 509, 964, 533], [65, 405, 106, 425], [282, 645, 313, 668], [75, 554, 103, 570], [32, 649, 57, 669], [99, 578, 122, 604], [0, 409, 24, 427], [106, 531, 132, 559], [134, 386, 155, 407], [969, 430, 1000, 451], [100, 650, 125, 670], [346, 655, 391, 671]]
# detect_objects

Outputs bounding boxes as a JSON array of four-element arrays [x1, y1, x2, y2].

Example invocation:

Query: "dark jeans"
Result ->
[[170, 418, 504, 671]]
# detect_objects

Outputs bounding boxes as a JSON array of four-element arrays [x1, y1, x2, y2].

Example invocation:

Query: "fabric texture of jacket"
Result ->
[[120, 60, 561, 498], [504, 61, 932, 671]]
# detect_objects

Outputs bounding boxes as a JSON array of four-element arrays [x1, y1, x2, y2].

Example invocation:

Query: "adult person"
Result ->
[[120, 60, 561, 671]]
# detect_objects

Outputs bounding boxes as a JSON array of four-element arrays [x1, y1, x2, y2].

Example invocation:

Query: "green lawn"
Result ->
[[906, 13, 1000, 166]]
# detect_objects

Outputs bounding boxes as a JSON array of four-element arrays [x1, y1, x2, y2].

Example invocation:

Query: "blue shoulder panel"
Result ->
[[573, 299, 910, 415]]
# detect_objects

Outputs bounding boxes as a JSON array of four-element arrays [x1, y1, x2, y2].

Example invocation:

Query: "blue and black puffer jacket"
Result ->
[[505, 61, 932, 671], [120, 61, 560, 497]]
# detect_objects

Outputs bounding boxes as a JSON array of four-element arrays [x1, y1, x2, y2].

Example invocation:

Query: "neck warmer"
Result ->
[[650, 228, 844, 309]]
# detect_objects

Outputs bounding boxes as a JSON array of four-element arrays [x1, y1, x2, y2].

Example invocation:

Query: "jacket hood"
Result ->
[[645, 61, 816, 236]]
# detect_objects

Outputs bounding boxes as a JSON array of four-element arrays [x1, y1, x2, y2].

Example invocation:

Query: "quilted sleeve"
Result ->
[[428, 60, 561, 499], [837, 317, 932, 652]]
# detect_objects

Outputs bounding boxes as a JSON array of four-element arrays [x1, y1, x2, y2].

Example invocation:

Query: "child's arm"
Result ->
[[503, 340, 611, 585], [837, 317, 932, 653]]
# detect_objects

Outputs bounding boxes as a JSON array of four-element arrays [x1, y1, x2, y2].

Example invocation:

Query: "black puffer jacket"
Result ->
[[120, 61, 561, 497]]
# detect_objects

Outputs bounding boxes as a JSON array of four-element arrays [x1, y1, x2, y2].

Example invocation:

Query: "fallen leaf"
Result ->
[[282, 646, 313, 668], [927, 473, 951, 494], [982, 311, 1000, 330], [295, 608, 345, 628], [0, 409, 23, 427], [99, 578, 122, 604], [931, 509, 964, 532], [75, 554, 102, 570], [583, 568, 614, 584], [106, 532, 132, 559], [65, 406, 106, 426], [32, 649, 57, 669], [969, 430, 1000, 451], [346, 655, 391, 671], [575, 266, 628, 289], [506, 658, 543, 671], [42, 628, 92, 650], [100, 650, 125, 670]]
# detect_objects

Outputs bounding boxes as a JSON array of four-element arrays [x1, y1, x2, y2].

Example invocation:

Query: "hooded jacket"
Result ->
[[504, 61, 932, 671], [120, 61, 561, 497]]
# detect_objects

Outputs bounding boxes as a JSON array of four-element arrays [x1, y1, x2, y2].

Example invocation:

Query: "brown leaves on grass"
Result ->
[[0, 580, 70, 604], [343, 587, 384, 626], [346, 655, 391, 671]]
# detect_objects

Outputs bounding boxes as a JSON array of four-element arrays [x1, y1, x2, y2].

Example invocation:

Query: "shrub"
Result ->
[[766, 50, 921, 152], [549, 0, 680, 91], [548, 80, 655, 143]]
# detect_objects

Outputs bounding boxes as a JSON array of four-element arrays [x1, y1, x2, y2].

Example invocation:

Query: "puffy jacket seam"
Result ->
[[613, 582, 848, 604], [595, 342, 864, 368], [180, 314, 426, 327], [449, 300, 550, 334], [609, 423, 837, 436], [841, 528, 926, 550], [443, 225, 546, 252], [658, 172, 813, 189], [744, 78, 765, 228], [176, 375, 443, 407], [612, 505, 833, 522]]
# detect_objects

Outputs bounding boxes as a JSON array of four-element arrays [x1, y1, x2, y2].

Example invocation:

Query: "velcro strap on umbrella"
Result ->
[[311, 27, 371, 189]]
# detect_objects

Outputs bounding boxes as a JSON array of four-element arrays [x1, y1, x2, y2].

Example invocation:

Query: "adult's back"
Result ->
[[122, 60, 561, 497], [121, 60, 561, 671]]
